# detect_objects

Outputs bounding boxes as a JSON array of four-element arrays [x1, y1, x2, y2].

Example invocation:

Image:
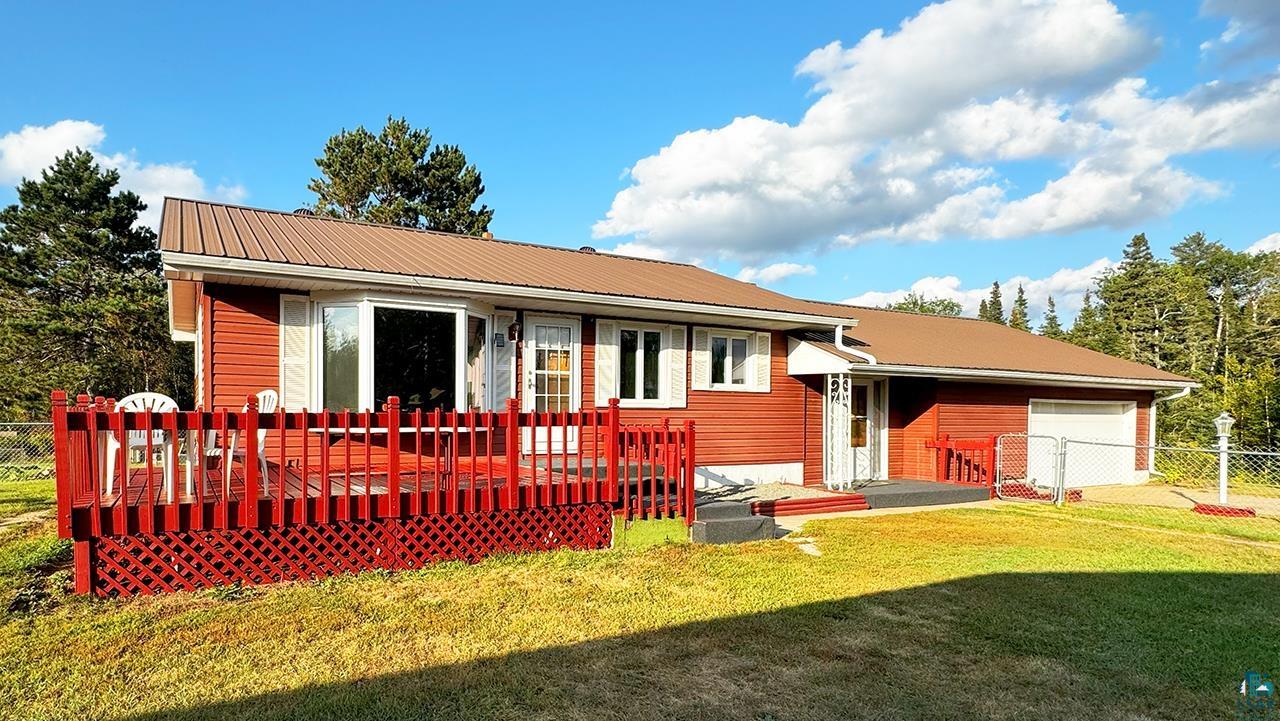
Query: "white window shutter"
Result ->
[[492, 311, 517, 409], [594, 319, 618, 407], [753, 331, 772, 392], [691, 328, 711, 390], [667, 325, 687, 408], [278, 295, 311, 410]]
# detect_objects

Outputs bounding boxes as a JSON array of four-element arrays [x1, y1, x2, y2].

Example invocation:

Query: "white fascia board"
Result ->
[[848, 362, 1199, 391], [161, 252, 856, 329]]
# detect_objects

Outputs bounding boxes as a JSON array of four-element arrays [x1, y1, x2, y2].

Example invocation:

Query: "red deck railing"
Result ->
[[51, 391, 697, 542], [924, 434, 997, 494]]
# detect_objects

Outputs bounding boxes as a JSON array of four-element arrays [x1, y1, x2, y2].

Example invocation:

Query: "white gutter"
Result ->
[[835, 324, 877, 365], [844, 361, 1198, 391], [163, 252, 859, 329]]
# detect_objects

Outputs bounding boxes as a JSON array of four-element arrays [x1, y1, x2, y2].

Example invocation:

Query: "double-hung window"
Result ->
[[709, 332, 750, 389], [618, 326, 665, 404]]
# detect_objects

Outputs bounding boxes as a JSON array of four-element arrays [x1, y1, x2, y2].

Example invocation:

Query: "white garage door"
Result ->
[[1028, 400, 1137, 488]]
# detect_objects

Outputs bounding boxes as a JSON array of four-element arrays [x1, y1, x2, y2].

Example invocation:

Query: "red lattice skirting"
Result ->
[[76, 503, 613, 597]]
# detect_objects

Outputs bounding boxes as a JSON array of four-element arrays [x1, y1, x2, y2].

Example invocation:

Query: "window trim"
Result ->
[[707, 329, 754, 391], [616, 322, 670, 408], [310, 291, 496, 412]]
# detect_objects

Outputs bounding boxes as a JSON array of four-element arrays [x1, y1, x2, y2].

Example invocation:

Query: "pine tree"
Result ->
[[309, 116, 494, 235], [0, 150, 189, 416], [1008, 284, 1031, 331], [978, 282, 1005, 324], [1039, 296, 1065, 339], [1069, 290, 1109, 352], [1097, 233, 1182, 369]]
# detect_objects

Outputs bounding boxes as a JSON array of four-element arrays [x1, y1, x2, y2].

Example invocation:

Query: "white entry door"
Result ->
[[824, 374, 878, 489], [522, 316, 581, 454]]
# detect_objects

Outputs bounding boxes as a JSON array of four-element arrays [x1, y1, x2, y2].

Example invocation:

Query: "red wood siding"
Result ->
[[801, 376, 824, 484], [886, 379, 1154, 479], [196, 285, 1159, 481], [206, 284, 280, 410], [579, 320, 807, 467], [887, 378, 939, 481]]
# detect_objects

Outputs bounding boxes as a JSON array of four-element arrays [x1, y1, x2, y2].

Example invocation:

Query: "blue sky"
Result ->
[[2, 0, 1278, 323]]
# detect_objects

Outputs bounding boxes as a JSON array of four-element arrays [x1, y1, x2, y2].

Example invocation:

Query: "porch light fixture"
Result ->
[[507, 321, 521, 342], [1213, 412, 1236, 438]]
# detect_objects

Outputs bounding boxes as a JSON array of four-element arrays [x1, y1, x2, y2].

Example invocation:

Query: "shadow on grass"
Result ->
[[123, 570, 1280, 721]]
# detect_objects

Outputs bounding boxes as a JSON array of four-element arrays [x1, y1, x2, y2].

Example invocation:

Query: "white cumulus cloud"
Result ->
[[593, 0, 1280, 263], [842, 257, 1117, 324], [1248, 232, 1280, 253], [736, 262, 817, 285], [0, 120, 246, 229]]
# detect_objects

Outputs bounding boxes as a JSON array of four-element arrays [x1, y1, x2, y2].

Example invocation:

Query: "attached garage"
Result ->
[[1028, 399, 1140, 487]]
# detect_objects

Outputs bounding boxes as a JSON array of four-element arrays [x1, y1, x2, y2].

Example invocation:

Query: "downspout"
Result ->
[[1149, 385, 1193, 472], [1156, 386, 1192, 403], [835, 324, 876, 365]]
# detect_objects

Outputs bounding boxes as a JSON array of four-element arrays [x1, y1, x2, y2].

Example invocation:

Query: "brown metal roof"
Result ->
[[159, 198, 831, 317], [160, 197, 1193, 385], [793, 303, 1192, 384]]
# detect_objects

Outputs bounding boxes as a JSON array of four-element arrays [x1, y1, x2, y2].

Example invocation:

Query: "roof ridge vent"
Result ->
[[292, 207, 315, 216]]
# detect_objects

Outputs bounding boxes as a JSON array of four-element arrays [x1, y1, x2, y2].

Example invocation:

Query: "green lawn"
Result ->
[[1, 480, 1278, 720], [0, 473, 55, 519]]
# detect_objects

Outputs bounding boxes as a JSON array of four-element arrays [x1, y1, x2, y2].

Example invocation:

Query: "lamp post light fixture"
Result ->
[[1214, 412, 1235, 505]]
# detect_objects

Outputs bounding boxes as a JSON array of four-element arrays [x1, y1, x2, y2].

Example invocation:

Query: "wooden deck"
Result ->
[[91, 461, 597, 507], [86, 459, 677, 509]]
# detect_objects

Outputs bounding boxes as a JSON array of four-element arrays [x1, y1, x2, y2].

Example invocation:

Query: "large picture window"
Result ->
[[315, 296, 496, 412], [373, 307, 456, 412], [618, 326, 663, 403]]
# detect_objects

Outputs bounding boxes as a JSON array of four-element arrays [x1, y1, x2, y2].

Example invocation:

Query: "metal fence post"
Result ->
[[1055, 438, 1067, 506]]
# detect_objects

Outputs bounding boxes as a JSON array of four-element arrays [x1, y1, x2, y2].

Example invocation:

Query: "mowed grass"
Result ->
[[0, 484, 1278, 721], [0, 477, 69, 606], [0, 473, 55, 519], [1009, 498, 1280, 544]]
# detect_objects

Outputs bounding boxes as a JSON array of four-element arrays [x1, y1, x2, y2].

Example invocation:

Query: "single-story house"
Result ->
[[160, 197, 1194, 490]]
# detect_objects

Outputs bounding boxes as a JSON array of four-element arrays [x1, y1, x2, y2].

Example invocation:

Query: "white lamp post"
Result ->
[[1214, 412, 1235, 505]]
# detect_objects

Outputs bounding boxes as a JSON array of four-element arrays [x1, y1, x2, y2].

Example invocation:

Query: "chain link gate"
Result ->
[[995, 433, 1063, 503]]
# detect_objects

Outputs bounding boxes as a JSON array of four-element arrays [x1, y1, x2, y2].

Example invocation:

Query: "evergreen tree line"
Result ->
[[0, 118, 491, 420], [890, 233, 1280, 447]]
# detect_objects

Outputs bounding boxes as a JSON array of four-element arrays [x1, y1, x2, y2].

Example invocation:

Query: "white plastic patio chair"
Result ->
[[219, 389, 279, 486], [103, 392, 182, 501]]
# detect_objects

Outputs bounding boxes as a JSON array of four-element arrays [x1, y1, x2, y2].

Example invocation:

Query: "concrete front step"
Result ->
[[691, 514, 776, 544], [695, 500, 755, 520], [860, 481, 991, 509]]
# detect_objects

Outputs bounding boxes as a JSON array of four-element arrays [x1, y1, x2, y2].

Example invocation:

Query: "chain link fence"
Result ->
[[997, 433, 1280, 542], [0, 422, 54, 483]]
